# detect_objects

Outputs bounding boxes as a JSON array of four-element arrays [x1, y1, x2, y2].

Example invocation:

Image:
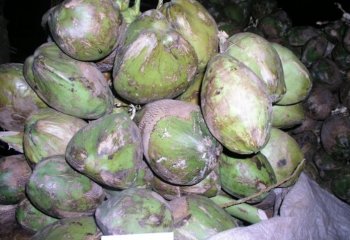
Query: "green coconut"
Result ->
[[170, 194, 238, 240], [272, 103, 305, 129], [27, 42, 114, 119], [219, 152, 276, 203], [95, 188, 173, 235], [31, 216, 102, 240], [66, 111, 143, 189], [161, 0, 219, 72], [23, 108, 87, 165], [0, 155, 32, 205], [224, 32, 285, 102], [16, 198, 58, 233], [26, 155, 105, 218], [260, 127, 304, 187], [113, 9, 198, 104], [48, 0, 123, 61], [177, 71, 204, 105], [201, 53, 272, 154], [0, 63, 47, 131], [272, 42, 312, 105], [138, 99, 222, 185], [151, 169, 220, 200]]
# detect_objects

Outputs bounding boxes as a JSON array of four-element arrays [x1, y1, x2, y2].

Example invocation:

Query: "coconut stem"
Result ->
[[211, 195, 268, 224], [219, 158, 306, 208], [157, 0, 163, 9], [121, 0, 141, 24]]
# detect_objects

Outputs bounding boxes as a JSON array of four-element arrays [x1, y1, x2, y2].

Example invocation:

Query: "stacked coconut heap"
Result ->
[[0, 0, 343, 238], [198, 0, 350, 205]]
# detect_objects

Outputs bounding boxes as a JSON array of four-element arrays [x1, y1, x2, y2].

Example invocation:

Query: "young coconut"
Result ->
[[31, 216, 102, 240], [23, 108, 87, 165], [26, 155, 105, 219], [0, 155, 32, 205], [201, 53, 272, 154], [27, 42, 114, 119], [65, 111, 143, 190], [223, 32, 286, 103], [260, 127, 304, 187], [47, 0, 123, 61], [0, 63, 47, 131], [271, 42, 312, 105], [138, 99, 222, 186], [16, 198, 58, 233], [95, 188, 173, 235], [113, 9, 198, 104], [219, 151, 277, 203], [272, 103, 305, 129], [151, 169, 220, 200], [160, 0, 219, 72], [170, 195, 239, 240]]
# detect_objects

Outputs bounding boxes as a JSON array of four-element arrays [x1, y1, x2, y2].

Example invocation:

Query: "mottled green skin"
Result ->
[[23, 108, 87, 165], [177, 71, 204, 105], [31, 216, 102, 240], [16, 198, 58, 233], [48, 0, 122, 61], [0, 155, 31, 205], [260, 128, 304, 187], [66, 111, 143, 189], [26, 155, 105, 218], [287, 26, 321, 47], [95, 188, 173, 235], [224, 32, 285, 103], [0, 63, 47, 131], [161, 0, 218, 72], [272, 43, 312, 105], [201, 54, 272, 154], [301, 35, 328, 68], [28, 42, 114, 119], [331, 171, 350, 204], [139, 99, 221, 185], [272, 103, 305, 129], [219, 152, 276, 203], [113, 10, 197, 104], [0, 131, 24, 153], [122, 10, 169, 45], [152, 169, 220, 200], [170, 195, 238, 240]]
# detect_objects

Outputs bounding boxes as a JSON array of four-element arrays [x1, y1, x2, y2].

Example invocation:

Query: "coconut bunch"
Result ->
[[0, 0, 319, 238]]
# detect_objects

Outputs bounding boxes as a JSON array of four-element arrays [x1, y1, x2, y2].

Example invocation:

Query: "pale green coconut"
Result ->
[[201, 53, 272, 154], [272, 42, 312, 105], [224, 32, 285, 102]]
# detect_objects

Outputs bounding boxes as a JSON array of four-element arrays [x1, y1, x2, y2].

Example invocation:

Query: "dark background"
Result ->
[[2, 0, 350, 63]]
